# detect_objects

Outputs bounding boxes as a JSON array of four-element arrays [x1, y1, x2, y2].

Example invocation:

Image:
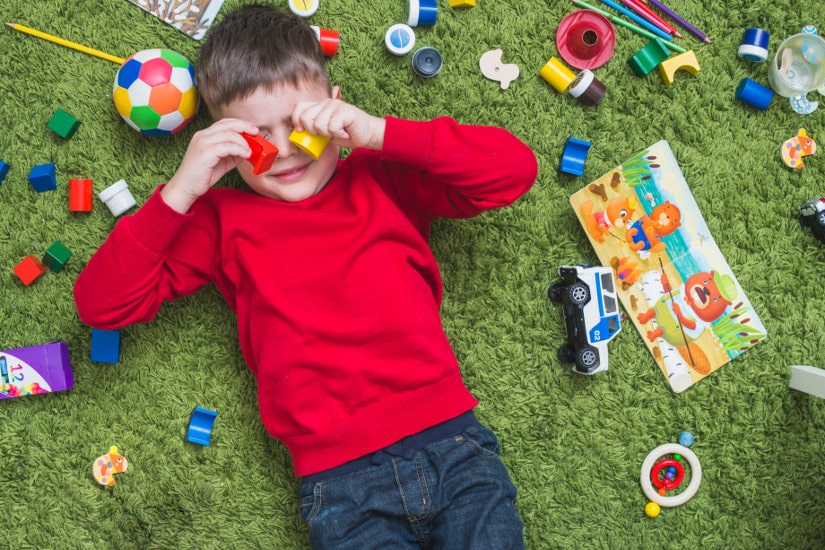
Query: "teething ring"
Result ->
[[650, 458, 684, 490], [641, 443, 702, 507]]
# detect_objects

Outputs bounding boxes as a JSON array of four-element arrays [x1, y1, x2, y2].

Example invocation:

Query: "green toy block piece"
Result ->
[[628, 39, 671, 77], [42, 241, 73, 273], [47, 108, 81, 139]]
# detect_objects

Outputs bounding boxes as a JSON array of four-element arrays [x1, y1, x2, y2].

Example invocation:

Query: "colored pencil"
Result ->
[[621, 0, 682, 39], [643, 0, 711, 44], [5, 22, 126, 65], [571, 0, 687, 53], [596, 0, 673, 41]]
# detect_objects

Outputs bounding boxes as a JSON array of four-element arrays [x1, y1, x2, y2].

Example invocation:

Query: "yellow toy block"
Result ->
[[659, 50, 700, 85], [450, 0, 476, 6]]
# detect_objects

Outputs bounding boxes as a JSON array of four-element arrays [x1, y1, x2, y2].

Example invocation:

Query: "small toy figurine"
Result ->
[[781, 128, 817, 169], [479, 49, 520, 90], [92, 446, 129, 487]]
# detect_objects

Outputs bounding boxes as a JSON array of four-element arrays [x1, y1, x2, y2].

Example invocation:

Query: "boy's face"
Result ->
[[220, 81, 339, 202]]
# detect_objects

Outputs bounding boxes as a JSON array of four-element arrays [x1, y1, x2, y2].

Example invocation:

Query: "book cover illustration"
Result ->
[[127, 0, 225, 40], [570, 140, 767, 392]]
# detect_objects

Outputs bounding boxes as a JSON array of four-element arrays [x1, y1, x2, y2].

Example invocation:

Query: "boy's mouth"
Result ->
[[272, 162, 310, 182]]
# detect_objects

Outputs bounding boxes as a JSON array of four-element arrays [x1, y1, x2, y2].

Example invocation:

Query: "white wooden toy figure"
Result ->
[[479, 49, 520, 90]]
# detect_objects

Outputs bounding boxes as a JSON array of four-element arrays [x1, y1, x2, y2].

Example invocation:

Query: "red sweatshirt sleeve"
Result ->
[[379, 116, 538, 218], [74, 186, 217, 329]]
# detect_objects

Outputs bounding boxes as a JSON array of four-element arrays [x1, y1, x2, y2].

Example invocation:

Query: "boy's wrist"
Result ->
[[367, 116, 386, 150], [160, 180, 197, 213]]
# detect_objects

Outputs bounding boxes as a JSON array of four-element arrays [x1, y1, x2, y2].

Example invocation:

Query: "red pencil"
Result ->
[[621, 0, 683, 39]]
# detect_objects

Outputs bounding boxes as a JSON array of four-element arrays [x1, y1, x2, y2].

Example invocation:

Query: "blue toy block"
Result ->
[[28, 163, 57, 192], [187, 406, 219, 446], [559, 137, 592, 177], [0, 161, 9, 185], [90, 328, 121, 363]]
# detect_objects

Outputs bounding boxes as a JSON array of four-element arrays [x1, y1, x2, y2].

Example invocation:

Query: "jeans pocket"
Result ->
[[299, 481, 322, 524], [456, 426, 501, 459]]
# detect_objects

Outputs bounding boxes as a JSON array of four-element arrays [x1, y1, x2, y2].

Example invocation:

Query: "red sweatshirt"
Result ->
[[74, 116, 538, 476]]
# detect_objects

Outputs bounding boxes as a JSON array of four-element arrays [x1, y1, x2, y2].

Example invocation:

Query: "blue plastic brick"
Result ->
[[559, 137, 592, 177], [187, 406, 219, 446], [90, 328, 121, 363], [28, 163, 57, 192], [0, 161, 9, 185]]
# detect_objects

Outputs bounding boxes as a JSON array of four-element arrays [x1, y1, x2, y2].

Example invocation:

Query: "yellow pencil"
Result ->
[[6, 22, 126, 65]]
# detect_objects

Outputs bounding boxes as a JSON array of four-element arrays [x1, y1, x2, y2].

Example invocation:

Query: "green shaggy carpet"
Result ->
[[1, 0, 825, 548]]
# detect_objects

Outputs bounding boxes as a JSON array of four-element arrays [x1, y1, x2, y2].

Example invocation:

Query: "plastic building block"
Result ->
[[385, 24, 416, 56], [540, 57, 576, 93], [28, 163, 56, 192], [559, 137, 592, 176], [735, 78, 774, 110], [781, 128, 817, 169], [241, 133, 279, 175], [69, 178, 93, 212], [0, 160, 9, 185], [450, 0, 475, 6], [99, 179, 137, 216], [628, 39, 671, 76], [289, 129, 331, 160], [0, 341, 74, 400], [187, 406, 219, 446], [659, 50, 701, 85], [310, 26, 340, 57], [92, 446, 128, 486], [13, 256, 47, 285], [90, 328, 121, 363], [569, 69, 606, 106], [789, 365, 825, 399], [47, 108, 81, 139], [408, 0, 438, 27], [739, 28, 770, 62], [411, 46, 443, 78], [479, 49, 520, 90], [42, 241, 73, 273]]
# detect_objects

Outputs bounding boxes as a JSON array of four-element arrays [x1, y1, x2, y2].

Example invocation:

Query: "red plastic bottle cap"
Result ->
[[555, 9, 616, 70]]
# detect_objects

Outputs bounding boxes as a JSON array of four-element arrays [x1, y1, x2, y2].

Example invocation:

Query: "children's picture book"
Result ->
[[570, 140, 767, 393], [126, 0, 225, 40]]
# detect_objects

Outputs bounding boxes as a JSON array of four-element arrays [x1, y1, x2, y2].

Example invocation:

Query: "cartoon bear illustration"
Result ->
[[626, 201, 682, 258], [637, 269, 738, 346], [581, 197, 636, 243]]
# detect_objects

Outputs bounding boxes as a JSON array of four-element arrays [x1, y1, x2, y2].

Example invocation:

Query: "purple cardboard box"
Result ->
[[0, 341, 74, 400]]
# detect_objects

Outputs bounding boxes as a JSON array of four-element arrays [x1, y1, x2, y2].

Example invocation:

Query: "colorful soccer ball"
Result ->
[[113, 49, 199, 136]]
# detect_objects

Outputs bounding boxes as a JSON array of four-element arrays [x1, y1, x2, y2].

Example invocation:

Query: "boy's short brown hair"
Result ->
[[196, 4, 330, 116]]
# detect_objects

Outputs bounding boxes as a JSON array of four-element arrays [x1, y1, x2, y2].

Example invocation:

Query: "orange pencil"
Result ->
[[621, 0, 683, 39]]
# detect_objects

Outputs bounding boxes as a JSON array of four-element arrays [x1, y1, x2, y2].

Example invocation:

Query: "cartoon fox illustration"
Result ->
[[92, 446, 129, 487]]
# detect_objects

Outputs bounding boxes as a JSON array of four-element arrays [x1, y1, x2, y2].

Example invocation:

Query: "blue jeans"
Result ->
[[298, 424, 524, 549]]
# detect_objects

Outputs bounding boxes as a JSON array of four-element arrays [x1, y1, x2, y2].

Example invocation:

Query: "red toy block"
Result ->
[[241, 133, 279, 175], [14, 256, 47, 285], [69, 178, 93, 212]]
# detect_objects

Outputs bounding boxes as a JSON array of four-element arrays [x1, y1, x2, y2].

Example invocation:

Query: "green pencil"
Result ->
[[571, 0, 687, 54]]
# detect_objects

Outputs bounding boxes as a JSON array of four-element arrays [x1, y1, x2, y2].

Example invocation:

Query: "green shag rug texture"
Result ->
[[2, 0, 825, 548]]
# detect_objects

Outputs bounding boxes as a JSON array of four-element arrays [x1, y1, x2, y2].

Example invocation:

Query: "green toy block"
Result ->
[[47, 109, 81, 139], [42, 241, 73, 273]]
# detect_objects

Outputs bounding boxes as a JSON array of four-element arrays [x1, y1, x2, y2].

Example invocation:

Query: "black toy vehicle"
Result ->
[[799, 197, 825, 244], [548, 265, 621, 375]]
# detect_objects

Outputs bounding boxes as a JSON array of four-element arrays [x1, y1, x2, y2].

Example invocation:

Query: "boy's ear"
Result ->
[[332, 85, 342, 100]]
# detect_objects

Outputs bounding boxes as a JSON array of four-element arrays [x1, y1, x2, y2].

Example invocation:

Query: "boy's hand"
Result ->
[[162, 118, 259, 213], [292, 99, 385, 151]]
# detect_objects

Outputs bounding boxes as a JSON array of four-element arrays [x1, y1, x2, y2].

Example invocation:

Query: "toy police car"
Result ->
[[548, 264, 622, 374], [799, 197, 825, 244]]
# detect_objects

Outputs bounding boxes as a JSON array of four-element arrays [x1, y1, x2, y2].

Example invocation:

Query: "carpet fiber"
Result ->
[[1, 0, 824, 548]]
